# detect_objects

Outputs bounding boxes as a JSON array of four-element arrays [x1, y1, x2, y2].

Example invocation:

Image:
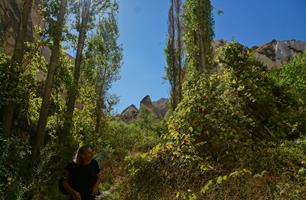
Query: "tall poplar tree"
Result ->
[[165, 0, 184, 110], [33, 0, 68, 160], [62, 0, 112, 138], [85, 7, 122, 134], [183, 0, 214, 74]]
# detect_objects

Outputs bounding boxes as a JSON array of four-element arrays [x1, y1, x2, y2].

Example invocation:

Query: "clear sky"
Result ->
[[111, 0, 306, 113]]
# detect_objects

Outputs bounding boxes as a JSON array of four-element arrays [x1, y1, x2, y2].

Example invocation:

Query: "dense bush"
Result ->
[[124, 42, 306, 200]]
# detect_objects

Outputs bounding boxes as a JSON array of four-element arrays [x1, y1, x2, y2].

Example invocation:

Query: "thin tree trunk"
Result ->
[[2, 0, 33, 137], [62, 2, 91, 137], [33, 0, 68, 160], [62, 26, 86, 136], [175, 0, 183, 103], [169, 0, 178, 110], [95, 64, 109, 134], [95, 89, 103, 134]]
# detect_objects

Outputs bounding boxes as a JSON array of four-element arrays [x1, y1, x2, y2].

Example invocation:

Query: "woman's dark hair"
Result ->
[[75, 144, 94, 164]]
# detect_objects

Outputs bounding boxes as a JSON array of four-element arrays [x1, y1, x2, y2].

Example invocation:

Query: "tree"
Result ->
[[165, 0, 184, 110], [62, 0, 112, 137], [1, 0, 33, 137], [86, 8, 122, 134], [175, 0, 183, 105], [183, 0, 214, 74], [33, 0, 68, 160]]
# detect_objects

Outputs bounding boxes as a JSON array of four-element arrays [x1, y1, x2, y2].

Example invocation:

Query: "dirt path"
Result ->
[[95, 176, 125, 200]]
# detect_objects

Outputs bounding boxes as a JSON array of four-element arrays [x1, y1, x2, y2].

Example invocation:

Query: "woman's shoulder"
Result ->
[[65, 161, 77, 172], [92, 159, 98, 164], [91, 159, 100, 170], [90, 159, 98, 166]]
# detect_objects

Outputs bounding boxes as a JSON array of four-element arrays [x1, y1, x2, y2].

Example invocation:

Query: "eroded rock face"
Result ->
[[140, 95, 169, 119], [0, 0, 43, 55], [254, 40, 306, 69], [120, 104, 139, 123], [152, 98, 168, 119], [120, 96, 169, 122], [213, 40, 306, 69], [140, 95, 155, 112]]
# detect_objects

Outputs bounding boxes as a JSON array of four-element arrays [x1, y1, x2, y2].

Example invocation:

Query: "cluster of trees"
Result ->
[[0, 0, 124, 199], [123, 0, 306, 199], [165, 0, 215, 111]]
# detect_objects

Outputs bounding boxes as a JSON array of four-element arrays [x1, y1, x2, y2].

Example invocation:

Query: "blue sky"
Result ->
[[111, 0, 306, 113]]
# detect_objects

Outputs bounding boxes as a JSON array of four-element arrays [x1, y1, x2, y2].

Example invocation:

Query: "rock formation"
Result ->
[[0, 0, 43, 56], [254, 40, 306, 69], [213, 39, 306, 69], [120, 96, 169, 122], [140, 95, 169, 119], [152, 98, 168, 119], [140, 95, 155, 112], [0, 0, 52, 82], [120, 104, 139, 123]]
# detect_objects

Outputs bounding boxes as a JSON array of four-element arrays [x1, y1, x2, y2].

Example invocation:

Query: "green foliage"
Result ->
[[165, 0, 184, 110], [183, 0, 214, 73], [102, 120, 161, 161], [0, 51, 10, 110], [0, 40, 47, 128], [126, 41, 306, 199], [85, 9, 123, 113], [1, 1, 125, 199], [123, 144, 209, 200], [0, 136, 32, 200], [284, 52, 306, 96], [40, 0, 61, 44], [275, 52, 306, 104], [21, 42, 47, 121], [269, 52, 306, 138], [2, 0, 306, 199], [46, 51, 74, 133], [135, 107, 167, 137]]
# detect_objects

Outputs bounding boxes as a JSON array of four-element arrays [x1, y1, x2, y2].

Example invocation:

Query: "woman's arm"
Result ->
[[91, 171, 102, 195], [63, 170, 81, 200]]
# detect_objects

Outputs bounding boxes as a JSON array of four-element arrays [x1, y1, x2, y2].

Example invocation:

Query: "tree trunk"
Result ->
[[62, 2, 91, 137], [1, 0, 33, 137], [33, 0, 68, 160], [95, 67, 107, 134], [169, 0, 178, 110], [175, 0, 183, 104], [95, 91, 103, 134]]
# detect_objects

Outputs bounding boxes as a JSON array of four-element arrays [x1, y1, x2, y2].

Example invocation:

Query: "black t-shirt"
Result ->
[[65, 159, 100, 200]]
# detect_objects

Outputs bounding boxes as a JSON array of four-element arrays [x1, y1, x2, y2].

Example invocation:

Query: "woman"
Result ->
[[63, 145, 101, 200]]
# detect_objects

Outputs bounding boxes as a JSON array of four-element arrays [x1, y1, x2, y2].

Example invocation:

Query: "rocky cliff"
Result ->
[[120, 104, 139, 123], [0, 0, 43, 56], [254, 40, 306, 69], [120, 96, 169, 122], [213, 39, 306, 69]]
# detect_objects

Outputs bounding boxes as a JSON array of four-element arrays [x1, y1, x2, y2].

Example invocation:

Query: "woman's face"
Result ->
[[79, 148, 94, 165]]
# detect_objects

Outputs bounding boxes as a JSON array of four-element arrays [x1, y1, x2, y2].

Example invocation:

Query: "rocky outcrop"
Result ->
[[152, 98, 169, 119], [0, 0, 51, 83], [140, 95, 155, 112], [213, 40, 306, 69], [120, 104, 139, 123], [140, 95, 169, 119], [0, 0, 43, 56], [120, 96, 169, 122], [254, 40, 306, 69]]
